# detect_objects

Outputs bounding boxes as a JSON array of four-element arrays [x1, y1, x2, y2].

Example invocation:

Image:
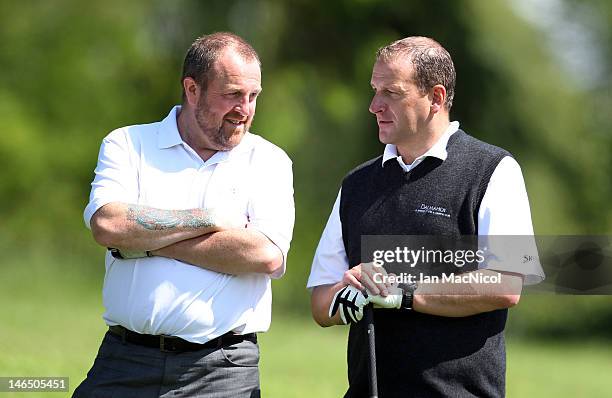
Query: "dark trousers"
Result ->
[[73, 331, 261, 398]]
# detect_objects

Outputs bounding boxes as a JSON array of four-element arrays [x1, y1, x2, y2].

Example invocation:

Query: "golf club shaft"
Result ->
[[364, 304, 378, 398]]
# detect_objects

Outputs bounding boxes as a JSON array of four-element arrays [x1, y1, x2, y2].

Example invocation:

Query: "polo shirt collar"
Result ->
[[227, 130, 256, 158], [157, 105, 256, 158], [157, 105, 183, 149], [381, 121, 460, 167]]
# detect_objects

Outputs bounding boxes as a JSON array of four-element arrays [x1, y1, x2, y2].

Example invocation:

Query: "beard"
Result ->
[[195, 95, 251, 151]]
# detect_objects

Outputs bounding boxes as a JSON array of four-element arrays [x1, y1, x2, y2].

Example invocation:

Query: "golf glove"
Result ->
[[368, 288, 402, 309], [329, 285, 369, 324]]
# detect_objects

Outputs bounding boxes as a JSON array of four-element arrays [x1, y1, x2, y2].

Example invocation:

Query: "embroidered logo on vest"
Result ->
[[414, 203, 450, 218]]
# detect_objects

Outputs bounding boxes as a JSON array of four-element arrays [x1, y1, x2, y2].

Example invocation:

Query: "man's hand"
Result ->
[[329, 285, 370, 324], [328, 284, 404, 325], [312, 266, 405, 328], [341, 262, 408, 310], [210, 209, 248, 231], [368, 285, 403, 309], [342, 262, 394, 296]]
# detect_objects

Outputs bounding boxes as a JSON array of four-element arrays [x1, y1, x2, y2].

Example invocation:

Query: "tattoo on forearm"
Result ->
[[126, 205, 215, 230]]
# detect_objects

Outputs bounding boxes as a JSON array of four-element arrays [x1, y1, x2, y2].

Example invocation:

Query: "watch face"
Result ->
[[109, 248, 123, 259], [398, 282, 417, 293], [401, 290, 414, 310]]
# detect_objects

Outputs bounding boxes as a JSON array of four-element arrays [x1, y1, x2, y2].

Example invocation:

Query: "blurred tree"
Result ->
[[0, 0, 610, 335]]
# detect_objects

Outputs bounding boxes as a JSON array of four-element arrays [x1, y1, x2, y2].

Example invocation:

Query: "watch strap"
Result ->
[[398, 282, 417, 310]]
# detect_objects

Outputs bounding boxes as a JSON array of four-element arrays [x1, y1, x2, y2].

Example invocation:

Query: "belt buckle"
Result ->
[[160, 335, 175, 353]]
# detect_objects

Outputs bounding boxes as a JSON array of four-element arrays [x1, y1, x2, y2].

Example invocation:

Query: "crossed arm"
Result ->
[[90, 202, 283, 275], [311, 263, 523, 326]]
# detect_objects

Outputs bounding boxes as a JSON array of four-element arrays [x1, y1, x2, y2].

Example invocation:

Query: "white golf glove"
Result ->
[[367, 285, 404, 309], [329, 285, 370, 324]]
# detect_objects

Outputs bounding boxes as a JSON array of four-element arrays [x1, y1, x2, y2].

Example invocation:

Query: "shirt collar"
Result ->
[[381, 121, 460, 167], [157, 105, 256, 158], [157, 105, 184, 149]]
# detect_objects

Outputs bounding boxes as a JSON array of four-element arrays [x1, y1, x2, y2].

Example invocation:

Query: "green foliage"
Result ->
[[1, 0, 611, 337]]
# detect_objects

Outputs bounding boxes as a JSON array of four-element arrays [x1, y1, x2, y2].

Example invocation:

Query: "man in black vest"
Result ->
[[307, 37, 544, 397]]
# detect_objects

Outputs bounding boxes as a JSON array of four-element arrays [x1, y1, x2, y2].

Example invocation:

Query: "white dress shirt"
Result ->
[[307, 121, 544, 289], [84, 106, 295, 343]]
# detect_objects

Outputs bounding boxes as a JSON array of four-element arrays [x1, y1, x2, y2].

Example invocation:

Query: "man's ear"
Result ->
[[182, 77, 200, 106], [430, 84, 447, 114]]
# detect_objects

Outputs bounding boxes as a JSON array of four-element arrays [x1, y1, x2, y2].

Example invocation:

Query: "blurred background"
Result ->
[[1, 0, 611, 396]]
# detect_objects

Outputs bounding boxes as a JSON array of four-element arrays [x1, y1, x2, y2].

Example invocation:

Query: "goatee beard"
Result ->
[[195, 109, 246, 151]]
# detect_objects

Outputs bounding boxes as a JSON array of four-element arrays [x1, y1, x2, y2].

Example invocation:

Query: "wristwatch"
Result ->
[[109, 248, 153, 260], [398, 281, 418, 310]]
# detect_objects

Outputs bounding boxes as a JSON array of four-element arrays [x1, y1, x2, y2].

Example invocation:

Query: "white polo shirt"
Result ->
[[84, 106, 294, 343], [308, 121, 545, 289]]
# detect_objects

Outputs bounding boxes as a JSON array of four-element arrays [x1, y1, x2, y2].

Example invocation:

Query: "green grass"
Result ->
[[1, 258, 611, 397], [259, 316, 348, 397], [506, 339, 612, 397]]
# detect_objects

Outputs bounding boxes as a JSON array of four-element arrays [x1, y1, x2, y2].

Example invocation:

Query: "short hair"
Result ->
[[181, 32, 260, 98], [376, 36, 456, 110]]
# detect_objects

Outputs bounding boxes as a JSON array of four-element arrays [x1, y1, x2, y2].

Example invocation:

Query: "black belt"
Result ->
[[108, 325, 257, 353]]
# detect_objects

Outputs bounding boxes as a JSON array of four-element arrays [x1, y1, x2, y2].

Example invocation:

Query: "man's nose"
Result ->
[[369, 95, 385, 114], [234, 96, 250, 115]]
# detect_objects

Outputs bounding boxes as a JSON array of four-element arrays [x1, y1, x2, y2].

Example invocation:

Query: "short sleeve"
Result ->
[[83, 129, 139, 228], [307, 189, 350, 289], [246, 148, 295, 279], [477, 156, 545, 285]]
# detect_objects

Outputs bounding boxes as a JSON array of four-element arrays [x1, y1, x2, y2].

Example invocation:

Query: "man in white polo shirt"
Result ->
[[74, 32, 294, 398]]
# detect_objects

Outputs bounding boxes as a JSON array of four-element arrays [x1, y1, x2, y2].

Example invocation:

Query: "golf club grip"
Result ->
[[364, 304, 378, 398]]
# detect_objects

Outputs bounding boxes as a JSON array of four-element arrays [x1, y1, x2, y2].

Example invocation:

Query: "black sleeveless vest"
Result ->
[[340, 130, 511, 398]]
